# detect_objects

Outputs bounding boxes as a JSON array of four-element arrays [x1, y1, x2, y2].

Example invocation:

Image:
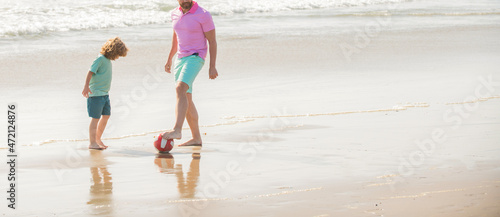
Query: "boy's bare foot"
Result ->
[[96, 140, 108, 149], [179, 139, 202, 147], [162, 130, 182, 140], [89, 142, 104, 150]]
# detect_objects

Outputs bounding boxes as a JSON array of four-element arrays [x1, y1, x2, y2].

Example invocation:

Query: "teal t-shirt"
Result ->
[[89, 54, 112, 97]]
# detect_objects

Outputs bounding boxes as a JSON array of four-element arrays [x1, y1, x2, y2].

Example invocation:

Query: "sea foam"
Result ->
[[0, 0, 411, 37]]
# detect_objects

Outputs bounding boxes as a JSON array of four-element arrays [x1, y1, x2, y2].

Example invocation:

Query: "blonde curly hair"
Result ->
[[101, 37, 128, 60]]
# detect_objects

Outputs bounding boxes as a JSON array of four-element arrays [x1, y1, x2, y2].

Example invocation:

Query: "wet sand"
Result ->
[[1, 24, 500, 216], [3, 100, 500, 216]]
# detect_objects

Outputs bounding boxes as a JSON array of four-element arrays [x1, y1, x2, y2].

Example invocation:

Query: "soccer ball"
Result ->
[[154, 133, 174, 153]]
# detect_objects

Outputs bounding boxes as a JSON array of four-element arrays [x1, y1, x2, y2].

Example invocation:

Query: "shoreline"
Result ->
[[2, 25, 500, 146]]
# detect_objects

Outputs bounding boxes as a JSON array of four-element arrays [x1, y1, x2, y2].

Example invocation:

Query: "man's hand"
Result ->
[[165, 60, 173, 73], [209, 67, 218, 79], [82, 86, 92, 98], [204, 29, 218, 80]]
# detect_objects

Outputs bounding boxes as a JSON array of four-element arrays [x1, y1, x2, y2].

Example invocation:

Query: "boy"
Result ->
[[82, 37, 128, 150]]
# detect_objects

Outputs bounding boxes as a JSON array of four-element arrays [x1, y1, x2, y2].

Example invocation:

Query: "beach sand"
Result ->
[[1, 20, 500, 217]]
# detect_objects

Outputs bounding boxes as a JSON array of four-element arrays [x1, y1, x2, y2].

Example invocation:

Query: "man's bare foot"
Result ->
[[89, 142, 104, 150], [96, 140, 108, 149], [162, 130, 182, 140], [179, 139, 202, 147]]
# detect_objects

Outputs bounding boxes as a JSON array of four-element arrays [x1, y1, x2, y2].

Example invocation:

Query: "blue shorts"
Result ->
[[174, 55, 205, 93], [87, 95, 111, 119]]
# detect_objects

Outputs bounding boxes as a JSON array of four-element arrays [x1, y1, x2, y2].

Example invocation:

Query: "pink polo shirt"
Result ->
[[171, 1, 215, 60]]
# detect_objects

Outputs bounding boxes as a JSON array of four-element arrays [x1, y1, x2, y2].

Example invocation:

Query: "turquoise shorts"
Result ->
[[87, 95, 111, 119], [174, 54, 205, 93]]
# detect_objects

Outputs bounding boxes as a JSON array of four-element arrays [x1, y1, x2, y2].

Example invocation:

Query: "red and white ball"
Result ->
[[154, 133, 174, 153]]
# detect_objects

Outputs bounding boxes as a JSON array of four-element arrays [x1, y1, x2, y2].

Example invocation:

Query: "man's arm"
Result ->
[[165, 31, 178, 73], [82, 71, 93, 98], [204, 29, 218, 80]]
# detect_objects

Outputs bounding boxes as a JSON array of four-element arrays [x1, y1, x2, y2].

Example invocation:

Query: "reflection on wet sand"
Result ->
[[87, 150, 113, 215], [155, 151, 201, 198]]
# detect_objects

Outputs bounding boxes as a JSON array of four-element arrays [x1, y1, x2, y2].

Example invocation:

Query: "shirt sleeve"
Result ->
[[201, 11, 215, 33], [89, 55, 103, 74], [171, 11, 176, 22]]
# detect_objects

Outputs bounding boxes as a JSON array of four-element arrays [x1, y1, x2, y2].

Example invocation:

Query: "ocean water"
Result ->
[[0, 0, 414, 37], [1, 0, 500, 146], [1, 0, 500, 55]]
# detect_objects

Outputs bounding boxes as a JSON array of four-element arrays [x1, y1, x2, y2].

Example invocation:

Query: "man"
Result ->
[[162, 0, 218, 146]]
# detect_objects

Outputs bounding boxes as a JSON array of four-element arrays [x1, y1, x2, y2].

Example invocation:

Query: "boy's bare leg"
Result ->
[[96, 115, 110, 149], [180, 93, 202, 146], [89, 118, 101, 149], [163, 82, 189, 140]]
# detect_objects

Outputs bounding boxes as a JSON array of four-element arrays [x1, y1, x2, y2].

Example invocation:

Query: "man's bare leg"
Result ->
[[96, 115, 110, 149], [89, 118, 102, 149], [180, 93, 202, 146], [163, 82, 189, 140]]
